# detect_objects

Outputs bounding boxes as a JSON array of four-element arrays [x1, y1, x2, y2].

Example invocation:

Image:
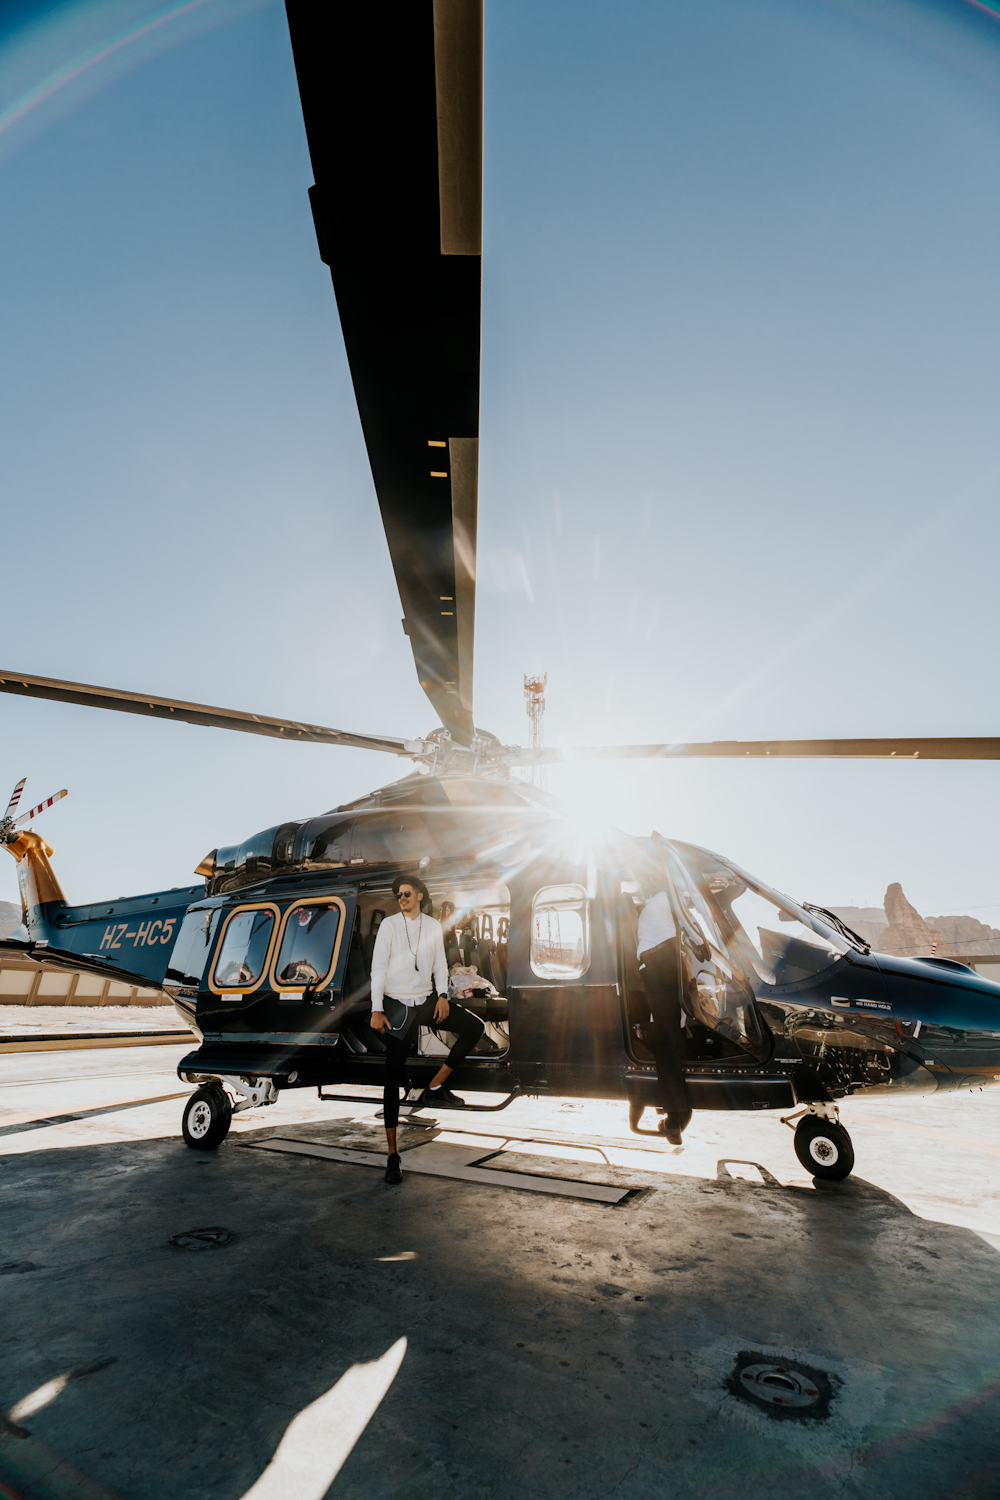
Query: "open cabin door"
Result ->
[[654, 837, 769, 1064]]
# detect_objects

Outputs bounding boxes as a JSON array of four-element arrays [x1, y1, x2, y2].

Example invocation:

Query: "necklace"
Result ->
[[403, 912, 422, 971]]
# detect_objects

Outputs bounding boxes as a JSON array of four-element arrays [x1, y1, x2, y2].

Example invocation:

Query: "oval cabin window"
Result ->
[[274, 903, 342, 989], [530, 884, 591, 980], [213, 909, 275, 989]]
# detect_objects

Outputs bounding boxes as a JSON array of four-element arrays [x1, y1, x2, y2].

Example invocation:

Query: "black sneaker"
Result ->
[[384, 1152, 402, 1184], [436, 1087, 466, 1107], [416, 1086, 465, 1109], [659, 1110, 691, 1145]]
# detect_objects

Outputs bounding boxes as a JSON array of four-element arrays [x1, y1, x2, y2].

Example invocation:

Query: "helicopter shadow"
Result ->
[[3, 1127, 1000, 1500]]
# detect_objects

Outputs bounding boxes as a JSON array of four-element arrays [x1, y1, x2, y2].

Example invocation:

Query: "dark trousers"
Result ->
[[377, 994, 484, 1128], [639, 939, 691, 1122]]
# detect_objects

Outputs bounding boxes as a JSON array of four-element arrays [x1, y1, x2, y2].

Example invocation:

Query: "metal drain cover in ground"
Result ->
[[168, 1227, 232, 1251], [727, 1351, 836, 1420], [739, 1363, 819, 1407]]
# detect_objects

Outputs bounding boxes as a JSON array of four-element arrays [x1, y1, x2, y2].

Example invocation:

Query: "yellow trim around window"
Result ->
[[270, 897, 348, 992], [208, 902, 281, 996]]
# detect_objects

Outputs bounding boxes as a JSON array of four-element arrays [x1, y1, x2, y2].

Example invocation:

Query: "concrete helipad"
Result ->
[[2, 1041, 1000, 1498]]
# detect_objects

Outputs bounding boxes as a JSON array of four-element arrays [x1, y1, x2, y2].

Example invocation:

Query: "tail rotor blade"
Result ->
[[15, 789, 68, 826], [2, 777, 26, 822]]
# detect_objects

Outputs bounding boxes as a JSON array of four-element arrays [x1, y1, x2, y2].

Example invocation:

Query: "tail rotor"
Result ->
[[1, 780, 68, 844], [2, 777, 26, 826]]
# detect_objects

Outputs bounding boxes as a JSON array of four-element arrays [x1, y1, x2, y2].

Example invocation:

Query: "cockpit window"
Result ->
[[693, 861, 848, 986], [212, 908, 276, 989], [530, 884, 591, 980], [274, 902, 342, 988]]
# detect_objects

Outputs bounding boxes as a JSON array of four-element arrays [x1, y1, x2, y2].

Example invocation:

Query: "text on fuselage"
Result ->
[[99, 919, 176, 950]]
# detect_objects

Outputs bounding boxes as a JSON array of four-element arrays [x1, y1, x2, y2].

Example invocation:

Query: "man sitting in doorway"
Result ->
[[370, 874, 484, 1184], [638, 883, 692, 1145]]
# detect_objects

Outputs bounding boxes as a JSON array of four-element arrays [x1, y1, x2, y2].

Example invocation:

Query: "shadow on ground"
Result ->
[[2, 1122, 999, 1499]]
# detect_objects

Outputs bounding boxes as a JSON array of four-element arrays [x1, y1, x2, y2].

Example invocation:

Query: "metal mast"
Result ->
[[523, 672, 548, 790]]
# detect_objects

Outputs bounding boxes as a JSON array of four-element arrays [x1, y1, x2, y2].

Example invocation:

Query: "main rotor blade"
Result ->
[[0, 672, 414, 756], [3, 777, 26, 822], [514, 737, 1000, 765], [15, 789, 67, 827], [286, 0, 482, 747]]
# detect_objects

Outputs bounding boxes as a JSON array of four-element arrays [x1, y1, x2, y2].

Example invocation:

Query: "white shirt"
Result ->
[[637, 890, 677, 959], [370, 911, 449, 1011]]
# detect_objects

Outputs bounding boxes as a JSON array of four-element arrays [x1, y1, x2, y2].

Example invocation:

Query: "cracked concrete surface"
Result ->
[[2, 1045, 1000, 1498]]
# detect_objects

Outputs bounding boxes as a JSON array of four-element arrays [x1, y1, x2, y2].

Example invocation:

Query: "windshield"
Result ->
[[671, 844, 850, 987]]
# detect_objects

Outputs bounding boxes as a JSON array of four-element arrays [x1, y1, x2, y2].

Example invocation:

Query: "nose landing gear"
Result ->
[[781, 1102, 855, 1181]]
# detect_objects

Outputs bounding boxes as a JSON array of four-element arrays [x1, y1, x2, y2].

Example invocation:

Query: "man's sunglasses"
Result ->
[[398, 889, 415, 898]]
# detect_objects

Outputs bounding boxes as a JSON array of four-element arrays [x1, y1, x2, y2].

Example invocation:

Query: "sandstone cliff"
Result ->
[[828, 906, 888, 951], [921, 913, 1000, 957], [829, 889, 1000, 958], [876, 883, 957, 958]]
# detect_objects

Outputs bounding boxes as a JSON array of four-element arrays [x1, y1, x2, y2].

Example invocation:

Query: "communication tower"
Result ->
[[523, 672, 548, 790]]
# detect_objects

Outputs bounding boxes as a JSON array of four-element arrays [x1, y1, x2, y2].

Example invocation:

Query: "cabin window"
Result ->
[[213, 908, 276, 989], [530, 884, 590, 980], [165, 908, 222, 988], [273, 902, 343, 989]]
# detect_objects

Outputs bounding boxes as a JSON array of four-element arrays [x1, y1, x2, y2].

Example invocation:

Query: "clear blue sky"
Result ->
[[2, 0, 1000, 920]]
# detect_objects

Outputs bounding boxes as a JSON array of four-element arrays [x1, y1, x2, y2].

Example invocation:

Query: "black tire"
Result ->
[[182, 1085, 232, 1151], [794, 1116, 854, 1181]]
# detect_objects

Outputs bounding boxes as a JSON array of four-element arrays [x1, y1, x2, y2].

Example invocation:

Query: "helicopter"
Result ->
[[3, 0, 1000, 1184]]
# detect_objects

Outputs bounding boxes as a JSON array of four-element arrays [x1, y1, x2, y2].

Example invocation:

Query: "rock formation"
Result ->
[[829, 894, 1000, 958], [828, 906, 888, 951], [921, 913, 1000, 957], [877, 883, 957, 958]]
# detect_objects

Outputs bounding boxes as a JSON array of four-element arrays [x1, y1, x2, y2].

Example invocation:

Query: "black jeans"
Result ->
[[376, 994, 484, 1128], [639, 939, 691, 1122]]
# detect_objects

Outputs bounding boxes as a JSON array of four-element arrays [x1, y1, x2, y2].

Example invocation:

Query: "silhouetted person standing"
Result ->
[[638, 887, 692, 1143]]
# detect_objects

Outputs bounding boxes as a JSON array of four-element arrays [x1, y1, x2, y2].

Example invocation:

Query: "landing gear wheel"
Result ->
[[794, 1116, 854, 1181], [629, 1102, 644, 1132], [182, 1085, 232, 1151]]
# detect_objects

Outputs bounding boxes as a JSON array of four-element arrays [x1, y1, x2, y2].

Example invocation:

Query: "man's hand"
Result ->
[[434, 995, 450, 1025], [371, 1010, 389, 1033]]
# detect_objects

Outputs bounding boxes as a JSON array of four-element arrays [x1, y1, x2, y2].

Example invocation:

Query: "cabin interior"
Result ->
[[339, 880, 512, 1061]]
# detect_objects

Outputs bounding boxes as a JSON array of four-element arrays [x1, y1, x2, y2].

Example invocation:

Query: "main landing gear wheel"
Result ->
[[629, 1102, 644, 1132], [182, 1085, 232, 1151], [794, 1116, 854, 1181]]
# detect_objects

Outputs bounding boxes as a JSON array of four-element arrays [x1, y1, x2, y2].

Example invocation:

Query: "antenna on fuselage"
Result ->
[[523, 673, 548, 791]]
